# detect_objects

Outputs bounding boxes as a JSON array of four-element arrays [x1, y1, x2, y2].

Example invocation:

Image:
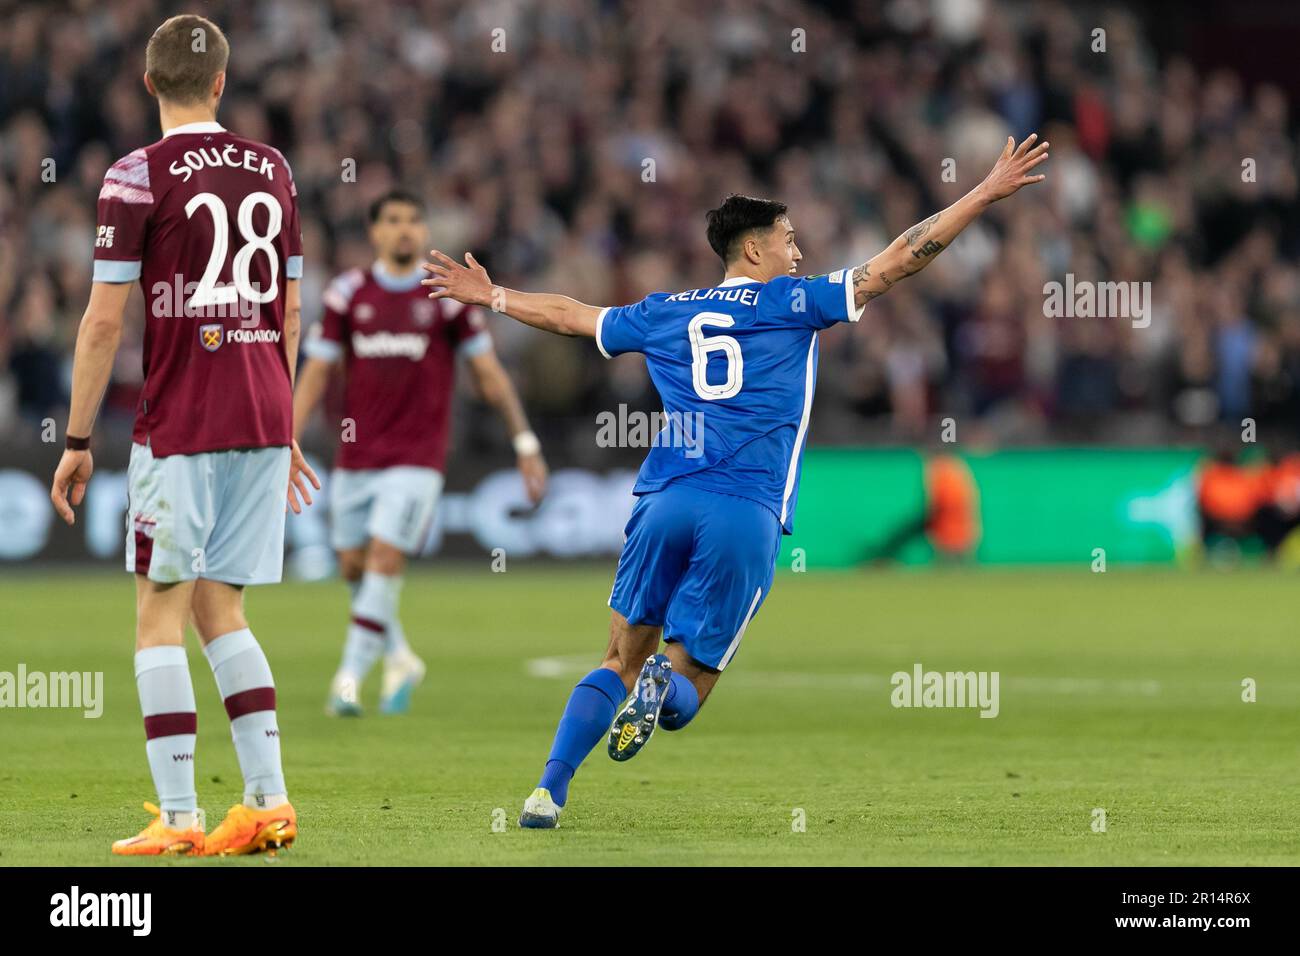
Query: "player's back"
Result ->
[[94, 121, 304, 457], [595, 271, 862, 530]]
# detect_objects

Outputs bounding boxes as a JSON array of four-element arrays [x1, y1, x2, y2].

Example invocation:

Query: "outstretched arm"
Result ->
[[851, 133, 1049, 309], [421, 251, 603, 338]]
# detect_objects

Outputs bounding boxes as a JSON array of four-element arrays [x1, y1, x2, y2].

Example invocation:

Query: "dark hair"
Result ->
[[705, 194, 788, 263], [146, 15, 230, 105], [368, 189, 425, 224]]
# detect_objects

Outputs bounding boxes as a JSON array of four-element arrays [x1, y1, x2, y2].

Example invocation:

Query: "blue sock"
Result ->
[[659, 672, 699, 731], [537, 667, 629, 806]]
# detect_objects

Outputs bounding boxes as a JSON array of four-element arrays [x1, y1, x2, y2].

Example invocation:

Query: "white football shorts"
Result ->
[[125, 441, 292, 585], [329, 466, 444, 554]]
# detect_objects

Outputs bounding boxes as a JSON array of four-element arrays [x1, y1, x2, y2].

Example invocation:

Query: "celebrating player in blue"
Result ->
[[422, 134, 1049, 828]]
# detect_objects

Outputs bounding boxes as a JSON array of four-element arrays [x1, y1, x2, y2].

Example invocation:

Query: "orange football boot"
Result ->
[[111, 802, 206, 856], [203, 802, 297, 855]]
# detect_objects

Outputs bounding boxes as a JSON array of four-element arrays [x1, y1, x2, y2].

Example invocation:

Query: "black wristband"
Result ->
[[65, 434, 90, 451]]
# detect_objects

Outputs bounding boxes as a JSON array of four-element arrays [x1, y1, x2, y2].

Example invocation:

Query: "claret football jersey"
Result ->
[[93, 121, 303, 456], [302, 262, 492, 472]]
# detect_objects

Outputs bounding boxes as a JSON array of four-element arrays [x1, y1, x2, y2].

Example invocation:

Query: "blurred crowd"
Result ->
[[2, 0, 1299, 465]]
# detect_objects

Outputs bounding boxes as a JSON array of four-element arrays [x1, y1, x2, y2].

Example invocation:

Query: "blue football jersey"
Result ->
[[596, 271, 864, 533]]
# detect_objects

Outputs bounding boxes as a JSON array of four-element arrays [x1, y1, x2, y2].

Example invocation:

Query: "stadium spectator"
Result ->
[[2, 0, 1298, 458]]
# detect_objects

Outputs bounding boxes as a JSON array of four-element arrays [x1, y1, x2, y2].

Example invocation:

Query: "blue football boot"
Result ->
[[607, 654, 672, 762]]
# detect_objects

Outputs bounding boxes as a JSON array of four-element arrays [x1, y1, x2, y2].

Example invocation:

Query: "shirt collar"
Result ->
[[163, 121, 226, 138], [372, 261, 425, 292], [718, 276, 761, 287]]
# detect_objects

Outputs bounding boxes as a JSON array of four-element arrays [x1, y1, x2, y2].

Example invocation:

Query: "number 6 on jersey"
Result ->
[[688, 311, 743, 400]]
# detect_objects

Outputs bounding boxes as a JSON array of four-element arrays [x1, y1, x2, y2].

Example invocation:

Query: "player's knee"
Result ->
[[337, 549, 366, 582], [191, 606, 248, 642], [366, 539, 406, 576], [134, 580, 190, 649], [605, 617, 660, 686], [135, 613, 185, 650], [189, 582, 247, 642], [611, 646, 658, 688]]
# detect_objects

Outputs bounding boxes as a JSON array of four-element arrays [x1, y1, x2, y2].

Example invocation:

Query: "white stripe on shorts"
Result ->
[[718, 587, 763, 670]]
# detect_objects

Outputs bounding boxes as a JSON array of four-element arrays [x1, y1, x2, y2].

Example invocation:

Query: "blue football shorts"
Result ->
[[608, 481, 782, 671]]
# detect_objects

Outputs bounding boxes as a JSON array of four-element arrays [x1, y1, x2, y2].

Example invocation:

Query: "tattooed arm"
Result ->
[[851, 134, 1050, 309]]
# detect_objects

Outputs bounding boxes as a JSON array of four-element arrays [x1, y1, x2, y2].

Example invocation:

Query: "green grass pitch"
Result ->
[[1, 565, 1297, 866]]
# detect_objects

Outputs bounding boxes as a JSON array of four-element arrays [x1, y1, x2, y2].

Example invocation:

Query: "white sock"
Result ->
[[245, 791, 288, 810], [385, 616, 410, 658], [340, 571, 402, 680], [203, 629, 287, 809], [337, 578, 372, 685], [162, 809, 197, 830], [134, 646, 197, 815]]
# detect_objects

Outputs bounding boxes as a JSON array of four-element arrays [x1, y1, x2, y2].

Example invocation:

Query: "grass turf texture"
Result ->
[[1, 566, 1297, 866]]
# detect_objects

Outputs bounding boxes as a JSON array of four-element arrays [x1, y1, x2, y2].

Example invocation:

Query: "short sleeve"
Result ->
[[271, 147, 304, 279], [303, 270, 360, 362], [284, 196, 304, 280], [93, 148, 153, 283], [302, 308, 346, 363], [450, 303, 493, 357], [596, 298, 653, 359], [761, 270, 865, 330]]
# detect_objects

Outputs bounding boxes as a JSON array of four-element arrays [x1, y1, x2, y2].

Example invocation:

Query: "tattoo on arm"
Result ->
[[902, 212, 946, 264], [853, 210, 949, 306], [852, 264, 884, 305], [904, 213, 940, 247]]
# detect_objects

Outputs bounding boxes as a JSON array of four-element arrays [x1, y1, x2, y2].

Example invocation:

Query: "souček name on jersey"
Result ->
[[168, 144, 281, 185]]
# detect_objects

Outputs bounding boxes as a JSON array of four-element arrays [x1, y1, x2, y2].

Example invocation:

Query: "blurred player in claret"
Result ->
[[424, 135, 1050, 828], [47, 15, 319, 857], [293, 190, 547, 718]]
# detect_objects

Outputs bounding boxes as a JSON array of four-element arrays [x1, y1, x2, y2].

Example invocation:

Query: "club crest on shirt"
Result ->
[[199, 323, 223, 352], [411, 299, 435, 327], [354, 303, 375, 323]]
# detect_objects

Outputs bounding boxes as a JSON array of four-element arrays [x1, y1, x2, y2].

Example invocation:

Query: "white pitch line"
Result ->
[[525, 653, 593, 678]]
